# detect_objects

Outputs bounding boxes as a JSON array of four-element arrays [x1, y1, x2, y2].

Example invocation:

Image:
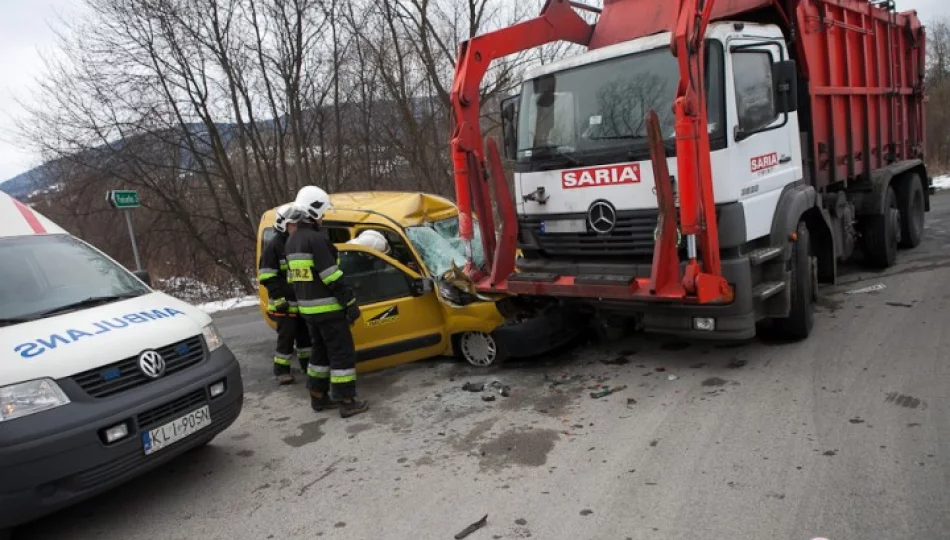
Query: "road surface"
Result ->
[[17, 195, 950, 540]]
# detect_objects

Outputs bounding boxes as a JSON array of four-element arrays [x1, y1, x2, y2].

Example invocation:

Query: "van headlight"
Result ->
[[202, 323, 225, 352], [0, 379, 70, 422]]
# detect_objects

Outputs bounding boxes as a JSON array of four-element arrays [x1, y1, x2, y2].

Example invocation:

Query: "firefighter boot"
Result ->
[[310, 390, 339, 412], [338, 399, 369, 419]]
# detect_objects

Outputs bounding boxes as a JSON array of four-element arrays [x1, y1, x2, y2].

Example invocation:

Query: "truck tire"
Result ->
[[896, 173, 925, 249], [863, 186, 899, 268], [774, 222, 814, 340]]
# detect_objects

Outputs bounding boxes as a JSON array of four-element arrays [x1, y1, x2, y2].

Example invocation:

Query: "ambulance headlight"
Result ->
[[0, 379, 70, 422], [202, 323, 225, 352]]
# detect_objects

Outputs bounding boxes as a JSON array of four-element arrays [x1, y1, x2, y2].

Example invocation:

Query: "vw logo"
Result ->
[[587, 200, 617, 234], [138, 350, 166, 379]]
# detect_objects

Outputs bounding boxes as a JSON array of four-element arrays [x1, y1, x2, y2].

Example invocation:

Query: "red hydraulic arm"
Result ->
[[668, 0, 732, 302], [450, 0, 593, 280]]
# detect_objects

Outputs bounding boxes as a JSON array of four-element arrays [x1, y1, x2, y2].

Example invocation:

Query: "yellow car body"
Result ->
[[256, 192, 512, 373]]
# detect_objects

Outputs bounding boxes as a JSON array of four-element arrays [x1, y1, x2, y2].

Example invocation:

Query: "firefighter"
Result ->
[[287, 186, 368, 418], [346, 229, 391, 255], [258, 203, 312, 385]]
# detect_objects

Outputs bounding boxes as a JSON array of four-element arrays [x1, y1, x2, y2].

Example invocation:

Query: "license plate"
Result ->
[[542, 219, 587, 234], [142, 405, 211, 455]]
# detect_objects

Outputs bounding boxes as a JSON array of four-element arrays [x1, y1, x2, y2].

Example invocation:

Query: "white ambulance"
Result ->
[[0, 192, 244, 535]]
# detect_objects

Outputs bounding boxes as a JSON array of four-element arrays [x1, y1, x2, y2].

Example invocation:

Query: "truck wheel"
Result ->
[[457, 332, 508, 367], [774, 222, 814, 340], [896, 173, 925, 248], [863, 186, 900, 268]]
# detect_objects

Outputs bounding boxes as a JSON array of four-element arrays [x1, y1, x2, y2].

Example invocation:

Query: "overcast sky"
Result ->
[[1, 0, 948, 182]]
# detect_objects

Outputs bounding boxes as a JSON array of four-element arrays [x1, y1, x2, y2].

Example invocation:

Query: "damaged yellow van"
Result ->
[[256, 192, 577, 373]]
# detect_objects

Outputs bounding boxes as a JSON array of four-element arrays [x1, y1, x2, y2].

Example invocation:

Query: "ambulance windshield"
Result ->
[[516, 43, 724, 168], [0, 235, 148, 325]]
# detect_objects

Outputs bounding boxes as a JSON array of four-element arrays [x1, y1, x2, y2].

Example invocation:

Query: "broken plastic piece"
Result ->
[[455, 514, 489, 539], [590, 385, 627, 399], [462, 382, 485, 392], [482, 395, 496, 402], [667, 375, 678, 381]]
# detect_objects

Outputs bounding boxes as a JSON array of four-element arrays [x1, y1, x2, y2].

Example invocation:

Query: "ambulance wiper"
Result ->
[[35, 293, 142, 319]]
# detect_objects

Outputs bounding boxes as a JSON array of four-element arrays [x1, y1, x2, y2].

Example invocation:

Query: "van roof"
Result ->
[[0, 191, 67, 238], [262, 191, 459, 229]]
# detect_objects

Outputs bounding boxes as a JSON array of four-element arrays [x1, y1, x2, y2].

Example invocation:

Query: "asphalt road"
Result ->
[[16, 194, 950, 540]]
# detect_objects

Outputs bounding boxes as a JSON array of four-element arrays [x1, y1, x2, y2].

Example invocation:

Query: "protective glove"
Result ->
[[345, 304, 361, 325], [271, 297, 290, 313]]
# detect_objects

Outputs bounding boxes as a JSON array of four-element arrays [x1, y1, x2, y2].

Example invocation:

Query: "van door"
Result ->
[[337, 245, 446, 372]]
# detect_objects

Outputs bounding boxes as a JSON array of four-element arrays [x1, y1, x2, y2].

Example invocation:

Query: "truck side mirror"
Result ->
[[501, 94, 520, 160], [772, 59, 798, 113], [409, 277, 434, 297]]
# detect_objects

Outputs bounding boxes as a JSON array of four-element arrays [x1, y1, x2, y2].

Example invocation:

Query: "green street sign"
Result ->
[[107, 190, 140, 209]]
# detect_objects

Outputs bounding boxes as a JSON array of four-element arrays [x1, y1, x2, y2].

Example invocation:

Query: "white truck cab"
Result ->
[[0, 193, 244, 533]]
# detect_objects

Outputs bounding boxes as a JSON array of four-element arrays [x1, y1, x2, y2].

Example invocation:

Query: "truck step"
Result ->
[[747, 247, 784, 266], [574, 274, 635, 286], [753, 281, 786, 300], [508, 272, 559, 283]]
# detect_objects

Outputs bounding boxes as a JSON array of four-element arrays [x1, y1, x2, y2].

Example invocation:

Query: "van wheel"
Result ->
[[863, 186, 900, 268], [896, 173, 925, 248], [457, 332, 508, 367], [773, 222, 814, 340]]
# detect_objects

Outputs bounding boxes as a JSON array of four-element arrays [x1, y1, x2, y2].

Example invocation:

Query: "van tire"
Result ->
[[896, 173, 925, 249], [457, 332, 508, 367], [863, 186, 899, 268], [773, 222, 814, 340]]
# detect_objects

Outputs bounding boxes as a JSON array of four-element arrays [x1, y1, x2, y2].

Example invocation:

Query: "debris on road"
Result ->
[[655, 367, 667, 372], [601, 356, 630, 366], [627, 398, 637, 406], [845, 283, 886, 295], [462, 382, 484, 393], [580, 509, 594, 516], [727, 359, 748, 369], [550, 375, 584, 387], [590, 385, 627, 399], [667, 374, 678, 381], [454, 514, 488, 539], [849, 417, 865, 424], [885, 301, 914, 308], [482, 395, 496, 402], [487, 380, 511, 397]]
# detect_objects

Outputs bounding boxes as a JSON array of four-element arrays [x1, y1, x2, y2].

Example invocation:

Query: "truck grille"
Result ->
[[520, 210, 661, 259], [72, 336, 205, 398], [137, 388, 207, 429]]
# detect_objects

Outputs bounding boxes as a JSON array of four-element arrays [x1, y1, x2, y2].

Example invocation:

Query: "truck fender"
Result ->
[[861, 159, 926, 216], [770, 182, 837, 284]]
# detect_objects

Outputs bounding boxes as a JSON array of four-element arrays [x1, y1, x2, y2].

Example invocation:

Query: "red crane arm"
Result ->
[[450, 0, 593, 270]]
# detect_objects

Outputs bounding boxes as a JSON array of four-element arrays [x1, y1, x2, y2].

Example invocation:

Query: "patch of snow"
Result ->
[[932, 175, 950, 191], [196, 295, 260, 314]]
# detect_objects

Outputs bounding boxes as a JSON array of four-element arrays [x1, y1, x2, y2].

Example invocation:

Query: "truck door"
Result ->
[[728, 40, 802, 240], [337, 245, 447, 372]]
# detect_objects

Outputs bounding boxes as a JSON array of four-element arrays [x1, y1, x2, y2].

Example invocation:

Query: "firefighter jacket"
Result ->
[[285, 221, 356, 318], [258, 232, 297, 314]]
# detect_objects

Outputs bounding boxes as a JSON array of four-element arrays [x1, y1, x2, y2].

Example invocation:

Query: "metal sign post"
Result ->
[[107, 190, 143, 271]]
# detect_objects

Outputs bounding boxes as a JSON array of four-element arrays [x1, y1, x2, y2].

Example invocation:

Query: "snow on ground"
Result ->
[[933, 175, 950, 191], [196, 295, 259, 314]]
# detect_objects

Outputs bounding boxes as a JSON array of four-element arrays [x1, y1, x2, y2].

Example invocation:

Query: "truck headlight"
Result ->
[[202, 323, 225, 352], [0, 379, 70, 422]]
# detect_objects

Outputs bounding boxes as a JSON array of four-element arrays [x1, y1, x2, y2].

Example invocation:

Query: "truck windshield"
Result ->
[[405, 217, 485, 278], [517, 43, 724, 166], [0, 235, 148, 325]]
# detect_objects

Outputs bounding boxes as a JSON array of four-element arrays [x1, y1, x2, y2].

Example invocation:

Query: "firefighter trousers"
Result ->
[[269, 313, 312, 375], [302, 314, 358, 400]]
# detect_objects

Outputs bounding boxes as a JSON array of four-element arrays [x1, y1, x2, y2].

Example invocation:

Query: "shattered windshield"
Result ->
[[516, 43, 724, 167], [405, 217, 485, 278]]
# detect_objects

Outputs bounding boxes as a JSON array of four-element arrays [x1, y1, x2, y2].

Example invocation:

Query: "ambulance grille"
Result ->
[[71, 336, 205, 398]]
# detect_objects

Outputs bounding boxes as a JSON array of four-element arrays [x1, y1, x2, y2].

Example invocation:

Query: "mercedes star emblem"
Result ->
[[587, 200, 617, 234], [138, 350, 167, 379]]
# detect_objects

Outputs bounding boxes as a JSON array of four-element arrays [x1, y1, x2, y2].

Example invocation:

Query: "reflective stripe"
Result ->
[[274, 355, 292, 366], [318, 265, 340, 280], [331, 368, 356, 384], [299, 303, 343, 314], [279, 263, 289, 271], [258, 269, 279, 280], [288, 259, 314, 269], [308, 364, 330, 378], [322, 269, 343, 285], [297, 347, 312, 359], [287, 253, 314, 262]]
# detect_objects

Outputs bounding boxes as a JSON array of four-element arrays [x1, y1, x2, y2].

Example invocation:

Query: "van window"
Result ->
[[339, 251, 411, 305], [0, 235, 148, 325]]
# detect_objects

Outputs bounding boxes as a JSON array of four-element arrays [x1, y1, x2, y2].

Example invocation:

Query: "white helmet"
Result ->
[[347, 229, 391, 255], [273, 203, 302, 234], [295, 185, 331, 221]]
